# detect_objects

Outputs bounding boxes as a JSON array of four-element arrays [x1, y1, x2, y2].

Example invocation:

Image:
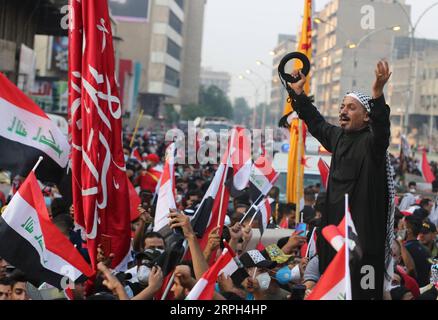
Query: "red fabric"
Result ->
[[279, 217, 289, 229], [256, 241, 265, 251], [306, 245, 347, 300], [421, 149, 436, 183], [128, 179, 141, 221], [69, 0, 131, 270], [138, 168, 162, 192], [130, 147, 142, 162], [0, 191, 5, 206], [317, 158, 330, 189], [0, 73, 48, 119], [144, 154, 160, 163], [396, 265, 420, 299]]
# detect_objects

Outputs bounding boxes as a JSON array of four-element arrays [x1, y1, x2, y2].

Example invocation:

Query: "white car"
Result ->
[[273, 135, 332, 203]]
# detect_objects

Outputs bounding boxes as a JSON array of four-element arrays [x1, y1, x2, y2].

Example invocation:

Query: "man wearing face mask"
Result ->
[[126, 248, 164, 296], [239, 250, 277, 300], [287, 60, 394, 300]]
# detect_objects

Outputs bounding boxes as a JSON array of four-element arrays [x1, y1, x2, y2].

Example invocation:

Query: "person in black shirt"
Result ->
[[403, 215, 432, 287]]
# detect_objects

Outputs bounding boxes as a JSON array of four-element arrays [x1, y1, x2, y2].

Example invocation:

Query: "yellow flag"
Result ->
[[285, 0, 312, 211]]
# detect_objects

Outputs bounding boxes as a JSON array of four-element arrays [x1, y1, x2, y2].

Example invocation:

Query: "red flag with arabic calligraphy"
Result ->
[[68, 0, 131, 270]]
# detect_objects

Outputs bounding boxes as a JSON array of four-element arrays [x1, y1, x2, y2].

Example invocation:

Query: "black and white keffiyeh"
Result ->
[[345, 91, 372, 113]]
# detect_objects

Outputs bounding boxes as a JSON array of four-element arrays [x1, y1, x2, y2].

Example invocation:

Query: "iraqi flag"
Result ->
[[191, 128, 242, 249], [305, 245, 351, 300], [185, 248, 237, 300], [419, 148, 436, 183], [304, 227, 318, 258], [257, 197, 273, 236], [0, 73, 70, 185], [228, 127, 252, 196], [317, 158, 330, 190], [0, 171, 94, 289], [130, 147, 142, 163], [249, 150, 278, 203], [68, 0, 131, 270], [153, 143, 177, 232]]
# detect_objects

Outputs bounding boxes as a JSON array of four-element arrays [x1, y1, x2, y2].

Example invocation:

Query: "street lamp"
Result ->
[[348, 25, 401, 89], [238, 75, 260, 129], [245, 69, 270, 130], [393, 0, 438, 135]]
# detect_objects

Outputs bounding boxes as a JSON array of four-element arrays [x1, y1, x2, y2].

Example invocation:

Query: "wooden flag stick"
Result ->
[[130, 109, 144, 148]]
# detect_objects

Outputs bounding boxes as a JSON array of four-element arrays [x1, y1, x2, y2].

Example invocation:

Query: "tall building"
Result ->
[[389, 37, 438, 146], [312, 0, 410, 119], [270, 34, 297, 123], [200, 67, 231, 95], [112, 0, 206, 117]]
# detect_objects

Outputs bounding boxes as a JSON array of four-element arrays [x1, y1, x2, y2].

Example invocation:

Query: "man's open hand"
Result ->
[[372, 60, 392, 99]]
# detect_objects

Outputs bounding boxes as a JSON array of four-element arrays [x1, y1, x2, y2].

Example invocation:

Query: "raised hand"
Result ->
[[372, 60, 392, 99], [287, 70, 307, 95]]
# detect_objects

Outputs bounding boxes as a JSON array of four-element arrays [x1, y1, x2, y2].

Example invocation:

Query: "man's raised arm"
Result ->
[[368, 60, 392, 160], [287, 70, 341, 153]]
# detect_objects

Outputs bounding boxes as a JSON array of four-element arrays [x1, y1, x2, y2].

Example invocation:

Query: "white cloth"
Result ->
[[399, 193, 416, 211]]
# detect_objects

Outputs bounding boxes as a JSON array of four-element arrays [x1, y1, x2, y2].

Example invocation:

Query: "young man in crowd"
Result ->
[[418, 220, 438, 258], [402, 215, 432, 287]]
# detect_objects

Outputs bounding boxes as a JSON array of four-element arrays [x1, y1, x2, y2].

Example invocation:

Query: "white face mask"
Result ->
[[256, 272, 271, 291], [137, 265, 151, 285]]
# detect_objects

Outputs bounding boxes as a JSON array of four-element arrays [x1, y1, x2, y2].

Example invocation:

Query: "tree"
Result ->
[[233, 97, 251, 126], [180, 85, 233, 120], [163, 104, 180, 125]]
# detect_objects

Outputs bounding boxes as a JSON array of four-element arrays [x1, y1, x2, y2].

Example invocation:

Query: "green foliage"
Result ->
[[181, 85, 233, 120], [233, 97, 251, 126]]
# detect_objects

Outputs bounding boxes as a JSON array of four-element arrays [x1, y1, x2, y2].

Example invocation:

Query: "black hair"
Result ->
[[0, 277, 12, 286], [420, 198, 432, 208], [315, 192, 327, 213], [408, 181, 416, 188], [9, 270, 27, 287], [179, 260, 196, 279], [50, 198, 70, 219], [277, 236, 289, 250], [405, 215, 422, 237], [143, 231, 166, 246], [52, 214, 74, 235]]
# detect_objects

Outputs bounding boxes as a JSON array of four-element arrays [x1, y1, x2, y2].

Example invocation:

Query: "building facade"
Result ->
[[389, 37, 438, 147], [312, 0, 410, 119], [200, 68, 232, 96], [113, 0, 206, 117], [270, 34, 297, 124]]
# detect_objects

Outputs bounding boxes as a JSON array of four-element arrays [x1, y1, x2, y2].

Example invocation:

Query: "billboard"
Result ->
[[109, 0, 150, 22]]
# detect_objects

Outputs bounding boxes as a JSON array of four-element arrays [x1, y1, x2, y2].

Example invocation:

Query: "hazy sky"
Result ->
[[201, 0, 438, 106]]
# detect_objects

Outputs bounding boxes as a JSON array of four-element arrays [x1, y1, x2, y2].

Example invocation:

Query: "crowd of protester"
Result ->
[[0, 128, 437, 300]]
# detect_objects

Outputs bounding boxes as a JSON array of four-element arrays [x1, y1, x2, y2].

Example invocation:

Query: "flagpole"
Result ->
[[32, 156, 44, 172], [345, 193, 352, 300], [160, 239, 189, 300], [305, 227, 316, 258], [217, 128, 236, 228], [295, 120, 303, 225], [130, 109, 144, 148], [239, 172, 280, 224]]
